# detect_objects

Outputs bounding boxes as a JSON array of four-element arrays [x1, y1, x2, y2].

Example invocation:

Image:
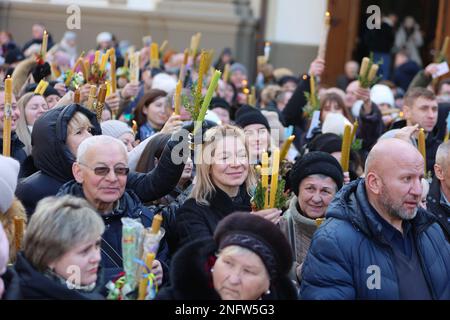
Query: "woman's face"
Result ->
[[45, 95, 60, 109], [210, 136, 249, 195], [49, 237, 101, 286], [297, 175, 337, 219], [66, 126, 93, 156], [321, 99, 344, 122], [143, 96, 169, 129], [180, 157, 193, 181], [213, 246, 270, 300], [25, 95, 48, 126], [118, 132, 135, 152], [243, 124, 270, 163]]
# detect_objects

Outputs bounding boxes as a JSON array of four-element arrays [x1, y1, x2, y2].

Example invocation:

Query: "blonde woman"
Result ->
[[176, 124, 282, 249], [14, 195, 105, 299], [15, 92, 49, 156]]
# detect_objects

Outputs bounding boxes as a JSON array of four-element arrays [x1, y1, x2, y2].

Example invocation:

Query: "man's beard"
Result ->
[[379, 183, 418, 221]]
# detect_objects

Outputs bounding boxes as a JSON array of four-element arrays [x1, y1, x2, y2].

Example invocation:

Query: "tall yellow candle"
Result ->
[[318, 11, 331, 60], [310, 75, 317, 106], [368, 64, 379, 82], [193, 70, 221, 136], [359, 57, 370, 77], [174, 79, 182, 115], [261, 151, 269, 208], [280, 135, 295, 161], [340, 124, 352, 172], [110, 48, 117, 93], [94, 50, 100, 65], [41, 30, 48, 57], [87, 85, 97, 111], [150, 43, 159, 68], [2, 76, 12, 157], [178, 48, 189, 82], [137, 252, 155, 300], [100, 49, 110, 72], [350, 121, 358, 143], [159, 40, 168, 54], [269, 148, 280, 208], [222, 63, 230, 83], [418, 128, 426, 174]]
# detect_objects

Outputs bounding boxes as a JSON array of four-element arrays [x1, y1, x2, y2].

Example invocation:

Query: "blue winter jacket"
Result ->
[[300, 179, 450, 300]]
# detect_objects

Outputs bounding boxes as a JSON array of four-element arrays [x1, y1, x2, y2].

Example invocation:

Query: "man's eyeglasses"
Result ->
[[79, 163, 129, 176]]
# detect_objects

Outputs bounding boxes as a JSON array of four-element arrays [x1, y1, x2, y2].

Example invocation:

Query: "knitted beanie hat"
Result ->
[[0, 155, 20, 213], [101, 120, 134, 139]]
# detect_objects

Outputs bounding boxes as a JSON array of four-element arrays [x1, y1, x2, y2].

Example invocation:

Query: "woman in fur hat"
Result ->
[[158, 212, 298, 300]]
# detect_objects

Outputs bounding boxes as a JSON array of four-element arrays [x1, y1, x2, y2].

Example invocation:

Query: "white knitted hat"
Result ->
[[101, 120, 134, 139], [0, 155, 20, 213]]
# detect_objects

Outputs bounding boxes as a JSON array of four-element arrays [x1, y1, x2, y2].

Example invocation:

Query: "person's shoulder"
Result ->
[[312, 217, 363, 250]]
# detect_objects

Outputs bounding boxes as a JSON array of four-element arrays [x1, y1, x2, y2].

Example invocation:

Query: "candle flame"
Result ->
[[243, 88, 250, 95], [242, 79, 248, 86], [325, 11, 330, 17], [265, 41, 271, 46]]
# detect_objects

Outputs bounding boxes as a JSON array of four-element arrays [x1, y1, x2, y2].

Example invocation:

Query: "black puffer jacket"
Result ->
[[0, 133, 27, 172], [15, 104, 101, 215], [57, 180, 171, 285], [14, 253, 104, 300], [175, 185, 252, 249], [16, 104, 186, 215], [427, 177, 450, 240], [2, 267, 22, 299]]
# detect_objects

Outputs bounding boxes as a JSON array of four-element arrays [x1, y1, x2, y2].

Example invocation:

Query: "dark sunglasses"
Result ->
[[79, 163, 129, 176]]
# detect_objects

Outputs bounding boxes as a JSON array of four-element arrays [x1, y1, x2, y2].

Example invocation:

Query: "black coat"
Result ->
[[176, 185, 252, 249], [57, 180, 171, 285], [13, 253, 104, 300], [0, 132, 27, 171], [427, 177, 450, 240], [2, 267, 22, 299], [16, 104, 185, 215], [157, 238, 298, 300]]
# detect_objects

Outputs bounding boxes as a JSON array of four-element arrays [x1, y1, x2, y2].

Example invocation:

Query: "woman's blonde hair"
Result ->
[[67, 111, 93, 137], [190, 124, 256, 205], [15, 92, 36, 156], [24, 195, 105, 272]]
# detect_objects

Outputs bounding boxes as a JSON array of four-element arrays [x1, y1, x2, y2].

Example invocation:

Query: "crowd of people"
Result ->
[[0, 19, 449, 301]]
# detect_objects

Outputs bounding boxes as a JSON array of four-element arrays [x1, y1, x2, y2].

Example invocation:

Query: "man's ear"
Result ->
[[73, 162, 84, 183], [366, 172, 382, 195], [402, 104, 411, 121], [434, 163, 444, 181]]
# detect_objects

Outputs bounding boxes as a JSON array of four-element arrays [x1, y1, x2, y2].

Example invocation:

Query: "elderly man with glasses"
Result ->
[[56, 135, 169, 289]]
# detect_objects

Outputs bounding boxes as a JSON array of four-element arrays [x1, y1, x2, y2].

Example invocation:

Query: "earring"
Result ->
[[265, 289, 271, 295], [211, 268, 214, 273]]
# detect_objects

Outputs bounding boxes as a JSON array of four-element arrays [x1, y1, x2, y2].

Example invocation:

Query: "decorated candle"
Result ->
[[2, 76, 12, 157], [261, 151, 269, 208], [418, 128, 426, 174], [340, 124, 352, 172], [269, 148, 280, 208], [318, 11, 331, 60]]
